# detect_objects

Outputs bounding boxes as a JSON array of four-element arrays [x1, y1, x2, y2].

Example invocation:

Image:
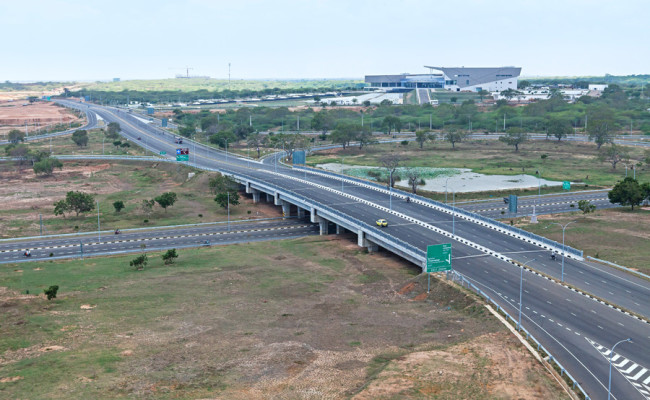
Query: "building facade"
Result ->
[[365, 66, 521, 92]]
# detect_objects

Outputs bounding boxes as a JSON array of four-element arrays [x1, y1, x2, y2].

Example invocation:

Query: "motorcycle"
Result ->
[[115, 229, 121, 235], [24, 251, 31, 257]]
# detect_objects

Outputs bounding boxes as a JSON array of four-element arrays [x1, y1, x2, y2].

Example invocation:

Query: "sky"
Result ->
[[1, 0, 648, 82]]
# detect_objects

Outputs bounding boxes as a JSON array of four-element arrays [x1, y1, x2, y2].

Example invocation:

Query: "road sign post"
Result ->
[[176, 148, 189, 162], [563, 181, 571, 191], [426, 243, 452, 293]]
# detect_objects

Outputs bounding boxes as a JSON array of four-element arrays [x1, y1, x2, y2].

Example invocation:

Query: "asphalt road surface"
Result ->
[[54, 100, 650, 400], [1, 219, 317, 264]]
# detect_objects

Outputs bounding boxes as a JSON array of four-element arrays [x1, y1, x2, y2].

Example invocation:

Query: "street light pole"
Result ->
[[551, 221, 576, 282], [96, 200, 100, 242], [341, 157, 344, 192], [608, 338, 632, 400], [452, 190, 455, 236], [227, 192, 230, 232], [518, 258, 536, 331], [445, 177, 451, 204]]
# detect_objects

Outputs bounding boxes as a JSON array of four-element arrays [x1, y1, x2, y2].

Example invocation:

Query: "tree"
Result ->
[[247, 132, 263, 158], [209, 130, 236, 148], [53, 200, 70, 218], [129, 254, 148, 270], [211, 174, 240, 209], [154, 192, 177, 212], [141, 199, 155, 216], [33, 157, 63, 175], [379, 153, 402, 188], [7, 129, 25, 143], [330, 122, 357, 149], [598, 144, 628, 169], [547, 118, 572, 141], [356, 126, 374, 149], [405, 168, 423, 194], [642, 182, 650, 203], [498, 128, 529, 152], [178, 124, 196, 138], [578, 200, 596, 214], [71, 130, 89, 147], [54, 191, 94, 217], [501, 88, 523, 101], [106, 122, 121, 139], [311, 111, 334, 134], [113, 200, 125, 213], [162, 249, 178, 265], [415, 130, 434, 149], [214, 192, 240, 209], [382, 116, 401, 134], [445, 129, 467, 149], [44, 285, 59, 300], [608, 177, 644, 210], [587, 106, 616, 149]]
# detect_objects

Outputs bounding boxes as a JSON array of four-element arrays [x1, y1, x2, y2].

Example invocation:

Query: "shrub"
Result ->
[[162, 249, 178, 265], [129, 254, 148, 270], [44, 285, 59, 300]]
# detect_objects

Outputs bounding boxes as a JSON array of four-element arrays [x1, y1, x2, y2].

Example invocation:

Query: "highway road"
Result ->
[[1, 219, 317, 264], [55, 100, 650, 400], [455, 189, 617, 218]]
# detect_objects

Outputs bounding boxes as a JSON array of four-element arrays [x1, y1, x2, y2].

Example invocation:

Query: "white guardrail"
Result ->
[[292, 165, 584, 260]]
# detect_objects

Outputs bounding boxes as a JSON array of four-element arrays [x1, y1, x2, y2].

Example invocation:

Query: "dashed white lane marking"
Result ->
[[0, 225, 313, 253]]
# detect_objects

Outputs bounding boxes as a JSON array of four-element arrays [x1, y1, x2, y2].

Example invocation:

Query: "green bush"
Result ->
[[44, 285, 59, 300]]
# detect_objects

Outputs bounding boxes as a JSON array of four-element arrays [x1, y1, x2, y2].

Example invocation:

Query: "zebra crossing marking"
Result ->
[[586, 337, 650, 400]]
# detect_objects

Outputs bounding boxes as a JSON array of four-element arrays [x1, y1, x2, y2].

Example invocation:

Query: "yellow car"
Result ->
[[376, 219, 388, 227]]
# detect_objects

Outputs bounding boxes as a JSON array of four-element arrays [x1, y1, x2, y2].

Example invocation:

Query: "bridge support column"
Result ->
[[245, 181, 252, 194], [251, 189, 261, 203], [274, 192, 282, 206], [265, 193, 273, 203], [357, 230, 378, 253], [281, 201, 291, 218], [336, 224, 344, 235], [310, 208, 318, 224], [318, 218, 328, 235], [297, 207, 305, 219]]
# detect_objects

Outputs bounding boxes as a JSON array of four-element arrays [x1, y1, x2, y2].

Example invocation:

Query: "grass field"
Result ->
[[0, 236, 568, 399], [0, 161, 278, 238], [307, 138, 649, 199], [1, 128, 148, 157], [516, 207, 650, 274], [82, 78, 363, 93]]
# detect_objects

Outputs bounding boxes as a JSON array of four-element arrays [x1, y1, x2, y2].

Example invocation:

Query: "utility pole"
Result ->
[[228, 63, 231, 91], [297, 115, 300, 131], [39, 214, 43, 236], [503, 113, 506, 131], [429, 113, 432, 130]]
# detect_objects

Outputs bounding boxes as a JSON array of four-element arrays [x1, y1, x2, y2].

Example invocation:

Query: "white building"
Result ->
[[588, 84, 608, 91]]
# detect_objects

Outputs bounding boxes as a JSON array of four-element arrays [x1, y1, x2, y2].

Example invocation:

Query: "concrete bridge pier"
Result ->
[[250, 189, 261, 203], [357, 230, 379, 253], [265, 193, 273, 203], [297, 207, 306, 219], [310, 208, 318, 223], [274, 192, 282, 206], [336, 224, 345, 235], [318, 217, 329, 235], [281, 201, 291, 218]]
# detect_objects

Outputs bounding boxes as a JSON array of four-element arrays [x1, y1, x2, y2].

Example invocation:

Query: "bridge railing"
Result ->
[[292, 165, 583, 259], [449, 270, 590, 400]]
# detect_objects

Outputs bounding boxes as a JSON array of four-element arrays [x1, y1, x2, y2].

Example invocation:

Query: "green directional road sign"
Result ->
[[160, 151, 166, 155], [426, 243, 452, 273], [563, 181, 571, 190], [176, 155, 189, 161]]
